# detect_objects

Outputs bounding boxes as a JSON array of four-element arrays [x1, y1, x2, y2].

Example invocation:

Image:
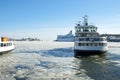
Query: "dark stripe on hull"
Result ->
[[74, 50, 107, 57], [0, 49, 14, 55]]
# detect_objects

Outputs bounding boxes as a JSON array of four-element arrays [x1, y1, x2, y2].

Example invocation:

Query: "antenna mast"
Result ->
[[83, 15, 88, 26]]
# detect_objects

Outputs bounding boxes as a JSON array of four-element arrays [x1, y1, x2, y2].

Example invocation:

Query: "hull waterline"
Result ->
[[0, 49, 14, 54], [74, 50, 107, 57]]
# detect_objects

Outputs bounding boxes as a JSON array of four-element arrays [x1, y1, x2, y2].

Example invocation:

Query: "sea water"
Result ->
[[0, 41, 120, 80]]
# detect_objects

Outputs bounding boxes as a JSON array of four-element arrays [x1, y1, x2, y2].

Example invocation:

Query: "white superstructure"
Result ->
[[0, 37, 15, 54], [74, 15, 108, 57], [56, 30, 74, 42]]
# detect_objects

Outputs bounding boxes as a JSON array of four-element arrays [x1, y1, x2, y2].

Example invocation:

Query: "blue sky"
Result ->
[[0, 0, 120, 40]]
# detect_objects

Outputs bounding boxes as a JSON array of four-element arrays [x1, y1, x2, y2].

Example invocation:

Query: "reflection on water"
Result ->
[[0, 42, 120, 80], [0, 52, 16, 80], [75, 54, 120, 80]]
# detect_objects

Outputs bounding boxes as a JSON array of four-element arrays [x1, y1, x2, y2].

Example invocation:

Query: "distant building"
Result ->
[[56, 30, 74, 42], [9, 38, 40, 41]]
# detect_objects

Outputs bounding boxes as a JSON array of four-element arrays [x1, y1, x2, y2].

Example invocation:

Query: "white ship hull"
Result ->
[[74, 45, 108, 56], [74, 50, 107, 57], [0, 45, 15, 54], [56, 30, 74, 42], [74, 40, 108, 56]]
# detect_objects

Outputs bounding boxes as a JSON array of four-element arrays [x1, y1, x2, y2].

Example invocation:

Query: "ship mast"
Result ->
[[83, 15, 88, 26]]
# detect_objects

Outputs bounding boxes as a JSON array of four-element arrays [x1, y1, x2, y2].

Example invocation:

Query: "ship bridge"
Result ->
[[75, 15, 99, 37]]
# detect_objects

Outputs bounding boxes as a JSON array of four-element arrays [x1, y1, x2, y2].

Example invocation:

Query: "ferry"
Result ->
[[74, 15, 108, 57], [56, 30, 74, 42], [0, 37, 15, 54]]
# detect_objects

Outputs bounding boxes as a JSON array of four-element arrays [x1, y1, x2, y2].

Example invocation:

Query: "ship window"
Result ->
[[83, 38, 85, 41], [81, 43, 82, 46], [79, 38, 81, 41], [4, 43, 6, 47], [9, 43, 11, 46], [99, 43, 101, 46], [101, 43, 102, 46], [99, 43, 105, 46], [100, 38, 105, 41], [95, 43, 97, 46], [8, 43, 11, 46], [86, 38, 89, 41], [90, 43, 93, 46], [93, 43, 95, 46], [103, 43, 105, 46], [104, 43, 107, 46], [102, 43, 104, 46], [1, 43, 4, 47], [8, 43, 10, 46], [6, 43, 8, 46], [94, 38, 99, 41], [86, 43, 89, 46], [81, 43, 84, 46], [79, 43, 81, 46], [82, 43, 84, 46], [79, 38, 85, 41]]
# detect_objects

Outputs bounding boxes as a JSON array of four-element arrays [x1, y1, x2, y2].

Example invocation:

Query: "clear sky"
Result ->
[[0, 0, 120, 40]]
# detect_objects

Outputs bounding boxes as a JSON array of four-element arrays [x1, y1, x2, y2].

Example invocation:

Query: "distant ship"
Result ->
[[55, 30, 74, 42], [108, 36, 120, 42], [101, 34, 120, 42], [0, 37, 15, 54], [74, 15, 108, 57]]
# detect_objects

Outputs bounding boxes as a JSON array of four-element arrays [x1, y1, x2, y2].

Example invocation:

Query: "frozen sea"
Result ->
[[0, 41, 120, 80]]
